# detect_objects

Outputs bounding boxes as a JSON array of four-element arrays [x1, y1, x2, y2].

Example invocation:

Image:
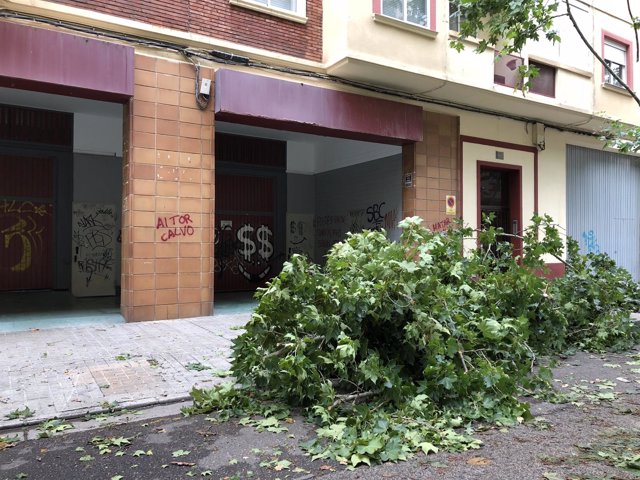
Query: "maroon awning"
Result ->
[[0, 21, 134, 102], [215, 69, 423, 145]]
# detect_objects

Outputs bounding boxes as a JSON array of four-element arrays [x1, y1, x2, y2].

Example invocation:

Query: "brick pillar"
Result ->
[[121, 54, 214, 322], [403, 111, 460, 229]]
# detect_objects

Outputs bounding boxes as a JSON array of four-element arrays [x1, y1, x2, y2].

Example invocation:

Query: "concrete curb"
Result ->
[[0, 313, 249, 433], [0, 393, 192, 432]]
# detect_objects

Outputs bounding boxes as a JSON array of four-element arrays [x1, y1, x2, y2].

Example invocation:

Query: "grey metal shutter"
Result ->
[[567, 145, 640, 279]]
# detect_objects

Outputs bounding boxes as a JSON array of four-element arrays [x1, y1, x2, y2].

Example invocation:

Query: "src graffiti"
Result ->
[[365, 202, 399, 232], [367, 202, 386, 229]]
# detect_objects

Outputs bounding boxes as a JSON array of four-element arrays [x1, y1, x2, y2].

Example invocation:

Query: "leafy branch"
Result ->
[[185, 215, 639, 467], [564, 0, 640, 107], [450, 0, 640, 152]]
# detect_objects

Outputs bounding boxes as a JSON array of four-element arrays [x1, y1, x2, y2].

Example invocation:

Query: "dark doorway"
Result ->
[[214, 133, 286, 293], [478, 162, 522, 256], [0, 105, 74, 291]]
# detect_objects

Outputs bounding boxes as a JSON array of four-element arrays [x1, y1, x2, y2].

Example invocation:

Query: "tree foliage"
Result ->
[[185, 217, 639, 466], [449, 0, 640, 151], [450, 0, 561, 56]]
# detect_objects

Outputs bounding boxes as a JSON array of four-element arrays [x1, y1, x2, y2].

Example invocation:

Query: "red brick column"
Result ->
[[121, 54, 214, 321], [403, 111, 460, 229]]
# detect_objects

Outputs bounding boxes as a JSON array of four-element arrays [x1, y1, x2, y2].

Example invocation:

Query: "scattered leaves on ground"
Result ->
[[172, 449, 191, 457], [37, 419, 73, 438], [5, 407, 34, 420], [185, 362, 210, 371]]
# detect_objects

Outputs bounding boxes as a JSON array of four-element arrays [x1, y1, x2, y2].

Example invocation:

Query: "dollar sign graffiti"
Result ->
[[257, 225, 273, 261], [237, 224, 255, 262]]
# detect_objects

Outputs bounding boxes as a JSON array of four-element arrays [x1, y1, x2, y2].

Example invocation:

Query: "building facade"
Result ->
[[0, 0, 638, 321]]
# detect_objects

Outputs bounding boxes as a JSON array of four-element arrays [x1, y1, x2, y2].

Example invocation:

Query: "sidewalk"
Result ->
[[0, 314, 249, 430]]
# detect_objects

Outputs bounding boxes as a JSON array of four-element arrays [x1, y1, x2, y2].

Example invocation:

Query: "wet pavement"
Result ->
[[0, 347, 639, 480], [0, 314, 249, 430]]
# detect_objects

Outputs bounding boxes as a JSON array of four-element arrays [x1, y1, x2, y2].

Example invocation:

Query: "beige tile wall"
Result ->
[[121, 54, 214, 322], [403, 111, 460, 228]]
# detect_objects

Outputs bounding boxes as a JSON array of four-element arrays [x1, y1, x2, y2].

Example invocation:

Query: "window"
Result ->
[[253, 0, 298, 12], [529, 62, 556, 97], [449, 0, 463, 32], [382, 0, 429, 27], [230, 0, 306, 21], [603, 37, 629, 88], [494, 54, 523, 88]]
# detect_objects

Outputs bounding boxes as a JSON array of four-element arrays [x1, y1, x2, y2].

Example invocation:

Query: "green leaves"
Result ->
[[5, 407, 35, 420], [132, 449, 152, 457], [350, 453, 371, 467], [478, 318, 506, 340], [171, 450, 191, 457], [357, 437, 384, 455], [450, 0, 561, 56], [89, 436, 132, 456], [241, 415, 289, 433], [188, 214, 639, 468], [419, 442, 439, 455], [185, 362, 210, 371], [109, 437, 131, 447], [551, 237, 640, 352], [37, 419, 73, 438], [336, 334, 358, 360], [449, 1, 640, 148], [576, 428, 640, 472]]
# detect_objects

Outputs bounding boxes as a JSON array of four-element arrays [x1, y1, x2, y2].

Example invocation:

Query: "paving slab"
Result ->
[[0, 314, 249, 430]]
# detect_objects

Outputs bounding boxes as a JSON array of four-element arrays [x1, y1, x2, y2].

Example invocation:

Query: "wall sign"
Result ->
[[446, 195, 457, 216], [403, 172, 414, 188]]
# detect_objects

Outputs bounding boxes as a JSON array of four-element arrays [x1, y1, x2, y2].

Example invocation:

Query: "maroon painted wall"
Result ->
[[0, 155, 55, 291], [0, 104, 73, 146], [0, 21, 134, 102], [49, 0, 323, 62], [215, 69, 424, 145]]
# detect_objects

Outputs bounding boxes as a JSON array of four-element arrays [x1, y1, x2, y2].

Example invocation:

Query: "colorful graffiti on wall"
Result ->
[[0, 200, 51, 272], [582, 230, 601, 254], [214, 218, 275, 290]]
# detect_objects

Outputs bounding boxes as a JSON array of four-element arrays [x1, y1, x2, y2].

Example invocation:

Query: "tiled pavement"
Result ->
[[0, 314, 249, 430]]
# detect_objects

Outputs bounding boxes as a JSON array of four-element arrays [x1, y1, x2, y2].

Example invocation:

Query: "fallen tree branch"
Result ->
[[263, 335, 326, 360], [331, 391, 377, 409], [458, 349, 469, 373], [263, 346, 288, 360]]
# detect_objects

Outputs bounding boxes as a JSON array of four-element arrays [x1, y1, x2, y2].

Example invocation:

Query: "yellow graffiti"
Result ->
[[2, 218, 32, 272], [0, 201, 49, 273], [0, 200, 51, 217]]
